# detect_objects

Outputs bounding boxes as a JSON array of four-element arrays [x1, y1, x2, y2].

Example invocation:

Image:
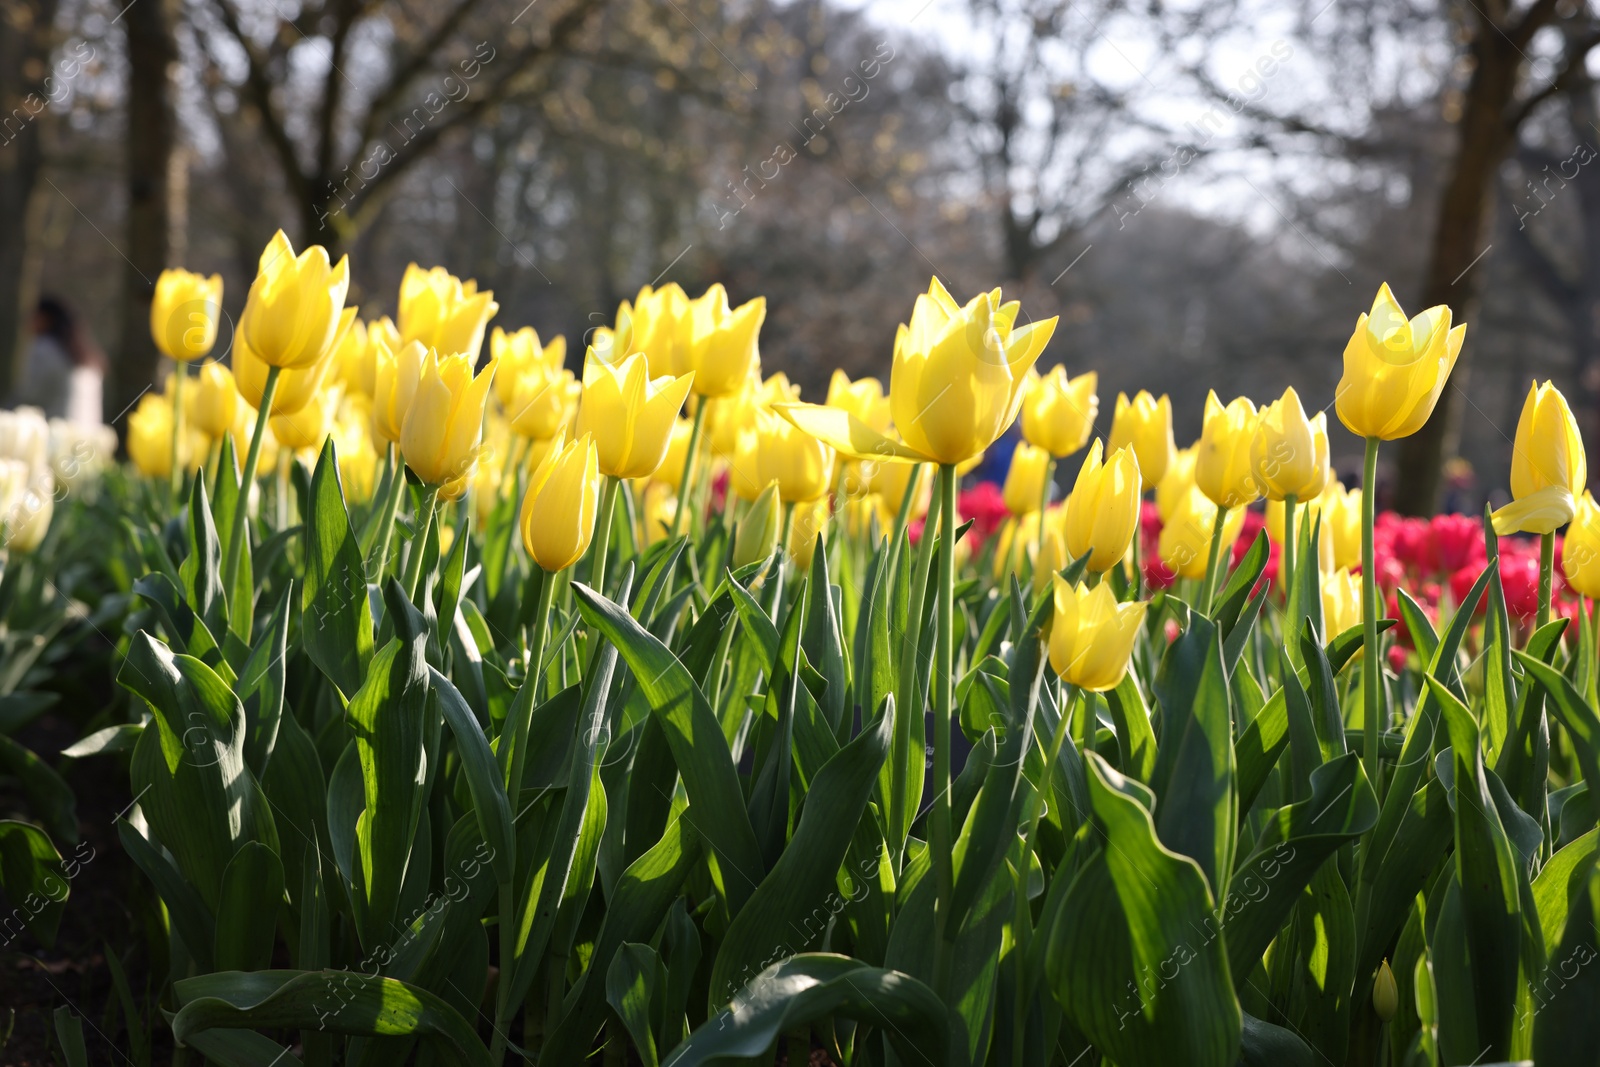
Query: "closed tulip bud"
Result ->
[[400, 349, 497, 487], [1160, 486, 1244, 581], [519, 431, 600, 572], [575, 349, 694, 479], [1196, 391, 1261, 508], [0, 408, 48, 469], [1336, 284, 1466, 440], [1155, 445, 1198, 523], [733, 481, 782, 568], [150, 268, 223, 362], [1564, 492, 1600, 597], [1252, 387, 1329, 502], [868, 456, 930, 520], [235, 316, 349, 419], [491, 326, 567, 407], [620, 283, 690, 378], [688, 284, 765, 398], [372, 338, 428, 444], [398, 263, 498, 359], [331, 318, 370, 396], [788, 495, 830, 571], [128, 392, 206, 478], [192, 362, 240, 439], [1003, 441, 1052, 516], [755, 407, 835, 503], [890, 279, 1057, 466], [826, 369, 892, 433], [1108, 391, 1173, 490], [1372, 960, 1398, 1023], [1323, 484, 1362, 570], [1490, 380, 1587, 536], [1064, 439, 1141, 573], [1049, 577, 1148, 691], [332, 406, 378, 504], [654, 419, 695, 492], [1035, 519, 1068, 593], [505, 366, 580, 440], [240, 230, 352, 370], [1322, 567, 1363, 641], [271, 384, 340, 453], [711, 371, 799, 457], [355, 317, 399, 398], [0, 462, 52, 553], [730, 428, 765, 503], [1022, 365, 1098, 458]]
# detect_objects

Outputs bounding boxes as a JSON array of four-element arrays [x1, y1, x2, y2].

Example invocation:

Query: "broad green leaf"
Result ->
[[428, 667, 513, 885], [0, 734, 76, 845], [1533, 829, 1598, 950], [215, 842, 284, 972], [1531, 856, 1600, 1066], [1105, 672, 1158, 783], [0, 820, 68, 946], [117, 816, 215, 970], [606, 943, 663, 1067], [302, 437, 375, 698]]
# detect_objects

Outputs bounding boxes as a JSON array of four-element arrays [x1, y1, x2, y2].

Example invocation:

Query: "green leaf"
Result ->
[[606, 943, 664, 1067], [1105, 672, 1158, 783], [0, 735, 76, 845], [1239, 1010, 1316, 1067], [180, 476, 227, 642], [1047, 752, 1241, 1067], [1514, 649, 1600, 804], [302, 437, 375, 699], [1214, 529, 1268, 635], [0, 820, 68, 946], [117, 817, 215, 970], [428, 667, 513, 886], [215, 842, 284, 972], [53, 1006, 87, 1067], [664, 954, 948, 1067], [1533, 829, 1598, 951], [1532, 856, 1600, 1066], [238, 583, 291, 776]]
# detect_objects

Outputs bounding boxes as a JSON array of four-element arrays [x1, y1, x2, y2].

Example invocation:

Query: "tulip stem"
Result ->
[[223, 364, 280, 597], [892, 462, 922, 547], [589, 475, 619, 599], [1282, 492, 1298, 638], [371, 445, 406, 582], [669, 398, 707, 539], [889, 464, 940, 870], [169, 360, 187, 503], [1200, 505, 1230, 614], [505, 567, 557, 800], [1038, 457, 1055, 523], [1360, 436, 1382, 801], [930, 461, 957, 997], [405, 486, 441, 601], [1538, 531, 1554, 630]]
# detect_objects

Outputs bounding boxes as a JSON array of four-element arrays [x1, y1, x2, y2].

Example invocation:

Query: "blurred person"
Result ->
[[17, 295, 105, 424]]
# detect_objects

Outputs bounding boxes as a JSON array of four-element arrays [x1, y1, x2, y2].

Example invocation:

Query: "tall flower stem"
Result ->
[[588, 475, 620, 599], [404, 486, 441, 600], [1282, 493, 1299, 640], [1360, 436, 1382, 800], [169, 360, 188, 501], [892, 462, 923, 547], [931, 461, 957, 994], [889, 465, 941, 869], [669, 397, 707, 538], [370, 446, 406, 582], [1538, 531, 1555, 629], [1199, 505, 1230, 614], [222, 364, 280, 595]]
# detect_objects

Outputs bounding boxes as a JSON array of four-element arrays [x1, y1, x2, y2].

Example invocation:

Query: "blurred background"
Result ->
[[3, 0, 1598, 514]]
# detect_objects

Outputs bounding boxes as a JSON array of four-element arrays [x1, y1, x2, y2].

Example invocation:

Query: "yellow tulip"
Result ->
[[789, 495, 830, 571], [575, 349, 694, 480], [397, 263, 498, 358], [332, 318, 370, 396], [400, 350, 498, 487], [1266, 491, 1336, 573], [1196, 391, 1261, 509], [653, 419, 696, 492], [226, 409, 278, 476], [992, 511, 1045, 582], [1107, 391, 1173, 491], [271, 383, 340, 453], [1063, 439, 1141, 573], [826, 369, 892, 433], [1251, 386, 1329, 502], [1048, 577, 1148, 692], [866, 454, 930, 520], [1563, 491, 1600, 597], [1322, 483, 1362, 570], [192, 362, 240, 439], [621, 283, 691, 377], [505, 366, 580, 440], [839, 494, 889, 541], [128, 392, 206, 478], [1155, 445, 1198, 522], [1159, 486, 1244, 581], [733, 481, 782, 568], [372, 338, 427, 444], [637, 481, 677, 546], [687, 284, 765, 398], [491, 326, 567, 407], [1490, 380, 1587, 536], [235, 322, 348, 417], [750, 408, 835, 503], [150, 268, 223, 362], [1335, 283, 1466, 440], [354, 317, 398, 397], [332, 404, 378, 504], [519, 430, 600, 572], [1322, 567, 1362, 640], [710, 371, 799, 457], [1002, 440, 1051, 516], [240, 230, 352, 370], [1035, 520, 1068, 593], [1021, 365, 1098, 458], [728, 428, 765, 503]]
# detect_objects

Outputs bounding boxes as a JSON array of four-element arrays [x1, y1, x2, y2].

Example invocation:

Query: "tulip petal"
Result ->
[[1490, 484, 1576, 536], [771, 403, 928, 464]]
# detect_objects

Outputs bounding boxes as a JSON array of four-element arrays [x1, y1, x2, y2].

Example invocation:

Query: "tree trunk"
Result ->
[[114, 0, 180, 427], [0, 0, 61, 397], [1392, 11, 1553, 515]]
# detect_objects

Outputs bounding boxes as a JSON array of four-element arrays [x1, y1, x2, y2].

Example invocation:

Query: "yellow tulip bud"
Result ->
[[733, 481, 782, 568], [1196, 391, 1261, 509], [575, 349, 694, 479], [1322, 567, 1363, 641], [729, 428, 765, 503], [993, 511, 1045, 582], [1335, 283, 1466, 441], [332, 404, 378, 504], [1108, 391, 1173, 491], [331, 317, 370, 396], [1322, 484, 1362, 570], [1021, 365, 1098, 458], [688, 284, 765, 398], [372, 338, 427, 444], [867, 457, 929, 520], [1159, 486, 1243, 581], [1155, 445, 1198, 523], [505, 366, 580, 440], [1251, 387, 1329, 502], [350, 316, 397, 399], [1565, 491, 1600, 597], [1491, 380, 1587, 536], [1035, 519, 1068, 594], [128, 392, 206, 478], [399, 350, 497, 487], [519, 431, 600, 572], [653, 419, 696, 492], [0, 461, 52, 553], [1048, 577, 1148, 692], [826, 369, 892, 433], [889, 278, 1057, 466], [1064, 440, 1141, 573], [150, 268, 223, 362], [398, 263, 498, 359], [240, 231, 352, 370], [754, 408, 835, 503], [789, 495, 830, 571], [192, 362, 240, 439], [637, 480, 677, 546], [491, 326, 566, 407], [1372, 959, 1398, 1023], [1003, 441, 1052, 516], [619, 283, 691, 378], [271, 383, 340, 453]]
